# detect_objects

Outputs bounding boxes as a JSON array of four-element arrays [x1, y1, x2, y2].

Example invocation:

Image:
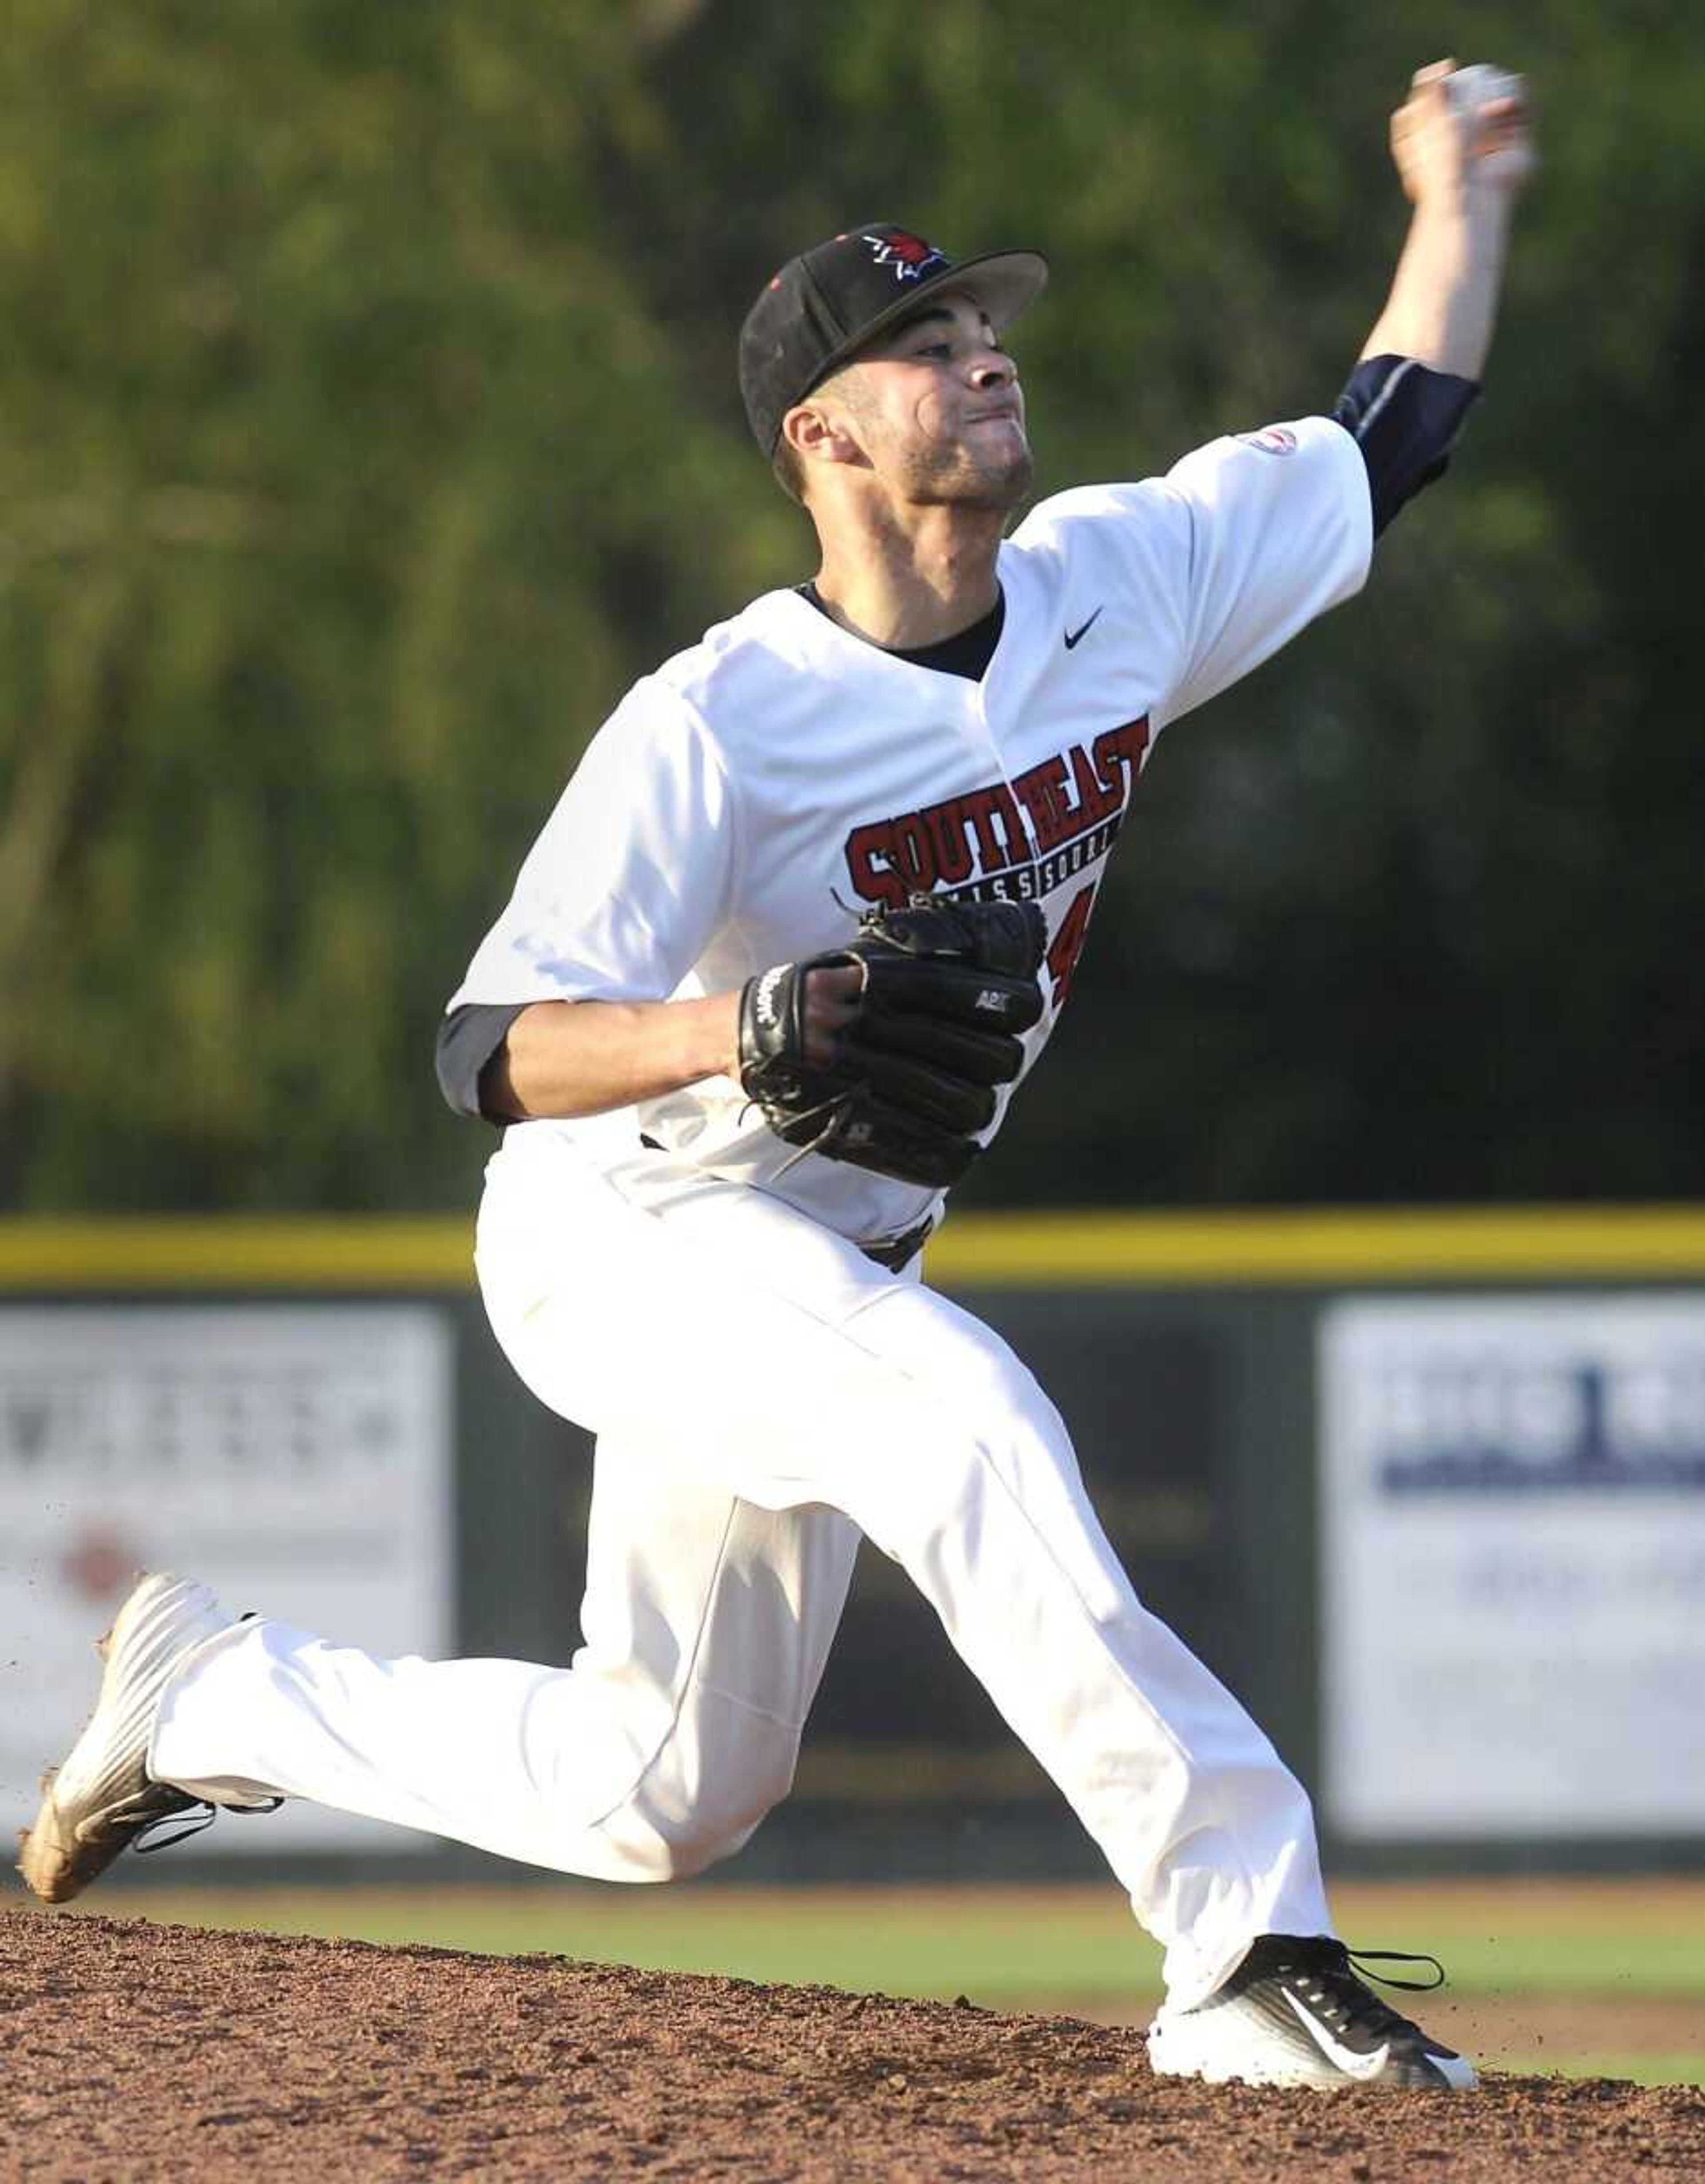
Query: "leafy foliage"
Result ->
[[2, 4, 1699, 1208]]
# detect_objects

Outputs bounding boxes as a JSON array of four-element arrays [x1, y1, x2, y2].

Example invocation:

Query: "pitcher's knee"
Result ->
[[588, 1726, 799, 1882], [657, 1740, 799, 1877]]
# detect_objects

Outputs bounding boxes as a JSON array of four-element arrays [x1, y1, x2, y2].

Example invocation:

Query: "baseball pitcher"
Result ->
[[23, 62, 1534, 2092]]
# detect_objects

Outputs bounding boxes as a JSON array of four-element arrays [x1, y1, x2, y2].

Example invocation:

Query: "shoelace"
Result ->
[[1285, 1941, 1446, 2042], [132, 1797, 284, 1859], [1341, 1944, 1446, 1993]]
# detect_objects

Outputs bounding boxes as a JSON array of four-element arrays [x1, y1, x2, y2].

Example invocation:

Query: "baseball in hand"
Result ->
[[1446, 60, 1535, 191], [1446, 64, 1519, 117], [1393, 59, 1537, 199]]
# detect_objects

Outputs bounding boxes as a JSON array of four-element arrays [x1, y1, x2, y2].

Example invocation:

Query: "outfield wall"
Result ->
[[4, 1210, 1704, 1877]]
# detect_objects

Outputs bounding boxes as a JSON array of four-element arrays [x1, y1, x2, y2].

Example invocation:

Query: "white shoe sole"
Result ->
[[17, 1572, 237, 1905], [1149, 2005, 1477, 2092]]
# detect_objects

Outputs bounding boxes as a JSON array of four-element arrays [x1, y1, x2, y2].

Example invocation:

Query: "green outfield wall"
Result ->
[[4, 1210, 1704, 1883]]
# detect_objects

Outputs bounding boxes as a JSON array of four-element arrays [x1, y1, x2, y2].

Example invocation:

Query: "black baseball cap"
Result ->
[[738, 222, 1049, 461]]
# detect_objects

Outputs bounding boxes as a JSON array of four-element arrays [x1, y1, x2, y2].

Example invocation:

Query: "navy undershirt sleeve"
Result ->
[[1334, 355, 1480, 537], [436, 1001, 527, 1123]]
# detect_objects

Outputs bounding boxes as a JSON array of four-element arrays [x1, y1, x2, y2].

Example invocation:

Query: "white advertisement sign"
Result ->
[[1320, 1295, 1705, 1838], [0, 1306, 453, 1854]]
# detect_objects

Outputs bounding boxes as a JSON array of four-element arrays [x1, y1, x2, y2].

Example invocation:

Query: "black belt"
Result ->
[[639, 1136, 931, 1275], [858, 1217, 934, 1274]]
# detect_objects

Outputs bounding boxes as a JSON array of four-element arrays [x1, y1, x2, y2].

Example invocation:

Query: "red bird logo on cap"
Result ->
[[863, 230, 948, 282]]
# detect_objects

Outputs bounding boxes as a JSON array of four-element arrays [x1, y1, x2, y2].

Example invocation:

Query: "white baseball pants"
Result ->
[[151, 1128, 1332, 2009]]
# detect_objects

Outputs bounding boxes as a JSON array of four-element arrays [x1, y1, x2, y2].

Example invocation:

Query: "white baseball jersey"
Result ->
[[146, 415, 1374, 2001], [451, 413, 1371, 1243]]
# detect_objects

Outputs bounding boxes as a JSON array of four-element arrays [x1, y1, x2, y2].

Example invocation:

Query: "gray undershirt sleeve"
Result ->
[[436, 1001, 527, 1124]]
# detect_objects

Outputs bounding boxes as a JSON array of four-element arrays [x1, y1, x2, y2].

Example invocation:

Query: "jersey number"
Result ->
[[1046, 883, 1097, 1012]]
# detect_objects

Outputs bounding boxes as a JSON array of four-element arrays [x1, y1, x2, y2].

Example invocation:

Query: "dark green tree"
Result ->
[[2, 3, 1699, 1211]]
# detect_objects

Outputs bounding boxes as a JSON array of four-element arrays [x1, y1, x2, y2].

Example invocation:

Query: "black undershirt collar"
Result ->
[[797, 581, 1005, 682]]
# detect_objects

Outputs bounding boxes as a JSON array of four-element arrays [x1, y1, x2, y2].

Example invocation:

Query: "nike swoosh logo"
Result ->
[[1063, 606, 1104, 650], [1280, 1991, 1390, 2081]]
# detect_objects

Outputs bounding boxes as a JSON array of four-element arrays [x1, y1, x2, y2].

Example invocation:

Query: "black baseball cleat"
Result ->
[[1147, 1934, 1477, 2090], [17, 1572, 280, 1905]]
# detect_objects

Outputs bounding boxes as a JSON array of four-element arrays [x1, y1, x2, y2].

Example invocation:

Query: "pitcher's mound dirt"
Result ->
[[4, 1906, 1701, 2181]]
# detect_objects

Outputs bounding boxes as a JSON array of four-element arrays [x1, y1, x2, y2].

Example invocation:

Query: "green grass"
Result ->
[[1325, 1881, 1705, 2001], [78, 1878, 1705, 2003], [1491, 2055, 1703, 2089], [64, 1877, 1705, 2084], [82, 1882, 1158, 2005]]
